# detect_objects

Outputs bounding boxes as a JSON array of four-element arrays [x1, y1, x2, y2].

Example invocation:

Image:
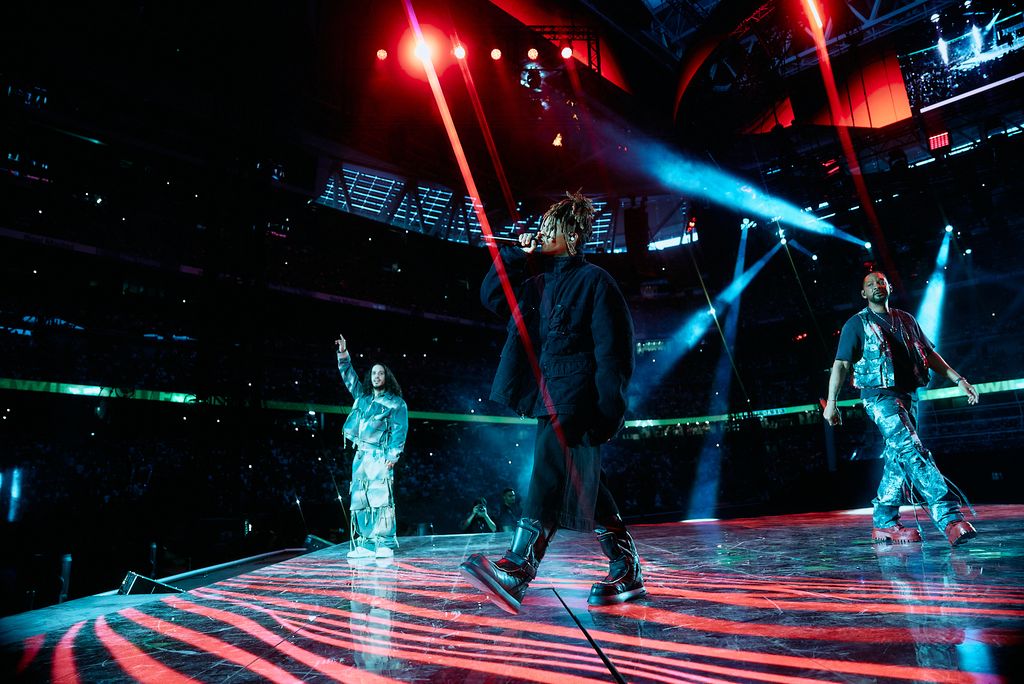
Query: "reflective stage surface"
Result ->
[[4, 505, 1023, 682]]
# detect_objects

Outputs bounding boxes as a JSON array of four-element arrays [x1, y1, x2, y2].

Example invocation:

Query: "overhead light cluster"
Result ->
[[376, 42, 551, 64]]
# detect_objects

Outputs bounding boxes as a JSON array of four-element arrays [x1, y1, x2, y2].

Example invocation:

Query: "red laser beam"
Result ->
[[453, 36, 518, 220], [401, 0, 586, 512], [800, 0, 898, 286]]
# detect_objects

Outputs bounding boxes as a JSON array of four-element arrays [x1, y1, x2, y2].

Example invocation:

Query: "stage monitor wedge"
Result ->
[[119, 571, 184, 595]]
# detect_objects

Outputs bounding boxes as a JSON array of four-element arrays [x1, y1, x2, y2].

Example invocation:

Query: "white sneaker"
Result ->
[[375, 546, 394, 558], [347, 546, 374, 559]]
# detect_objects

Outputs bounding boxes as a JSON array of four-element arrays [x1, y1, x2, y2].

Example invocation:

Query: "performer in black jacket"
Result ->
[[459, 192, 645, 614]]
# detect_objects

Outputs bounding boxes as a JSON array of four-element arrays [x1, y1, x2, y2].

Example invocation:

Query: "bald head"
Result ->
[[861, 272, 891, 304]]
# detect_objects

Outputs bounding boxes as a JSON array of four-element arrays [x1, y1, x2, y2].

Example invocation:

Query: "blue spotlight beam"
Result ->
[[917, 232, 952, 345], [688, 224, 753, 518], [634, 241, 783, 400], [716, 241, 783, 307], [629, 137, 864, 245]]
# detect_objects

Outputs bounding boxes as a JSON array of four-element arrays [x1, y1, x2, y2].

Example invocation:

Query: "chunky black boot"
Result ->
[[588, 518, 647, 606], [459, 518, 552, 614]]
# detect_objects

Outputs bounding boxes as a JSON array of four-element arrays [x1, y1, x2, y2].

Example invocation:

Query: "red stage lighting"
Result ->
[[398, 25, 451, 80], [453, 44, 466, 60], [376, 49, 388, 61], [928, 132, 950, 150], [803, 0, 825, 29], [560, 45, 573, 59], [527, 48, 539, 60], [415, 41, 431, 62], [490, 48, 501, 60]]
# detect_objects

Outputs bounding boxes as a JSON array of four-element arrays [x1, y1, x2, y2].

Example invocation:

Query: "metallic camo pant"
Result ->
[[863, 393, 962, 531]]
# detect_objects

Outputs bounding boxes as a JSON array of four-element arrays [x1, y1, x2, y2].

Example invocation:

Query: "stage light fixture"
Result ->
[[490, 48, 501, 60], [864, 241, 872, 249], [552, 133, 563, 147], [965, 248, 973, 254], [520, 64, 543, 90], [415, 41, 431, 62], [527, 47, 539, 60], [376, 49, 388, 60], [929, 132, 950, 150], [560, 45, 573, 59], [945, 224, 953, 233], [453, 44, 466, 60], [803, 0, 824, 29]]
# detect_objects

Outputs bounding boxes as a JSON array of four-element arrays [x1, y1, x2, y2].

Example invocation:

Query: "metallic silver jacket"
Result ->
[[338, 356, 408, 463]]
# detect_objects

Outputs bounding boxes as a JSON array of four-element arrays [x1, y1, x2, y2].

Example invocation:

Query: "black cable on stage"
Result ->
[[550, 588, 627, 684]]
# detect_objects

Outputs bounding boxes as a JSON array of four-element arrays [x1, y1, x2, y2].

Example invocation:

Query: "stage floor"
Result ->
[[4, 505, 1023, 683]]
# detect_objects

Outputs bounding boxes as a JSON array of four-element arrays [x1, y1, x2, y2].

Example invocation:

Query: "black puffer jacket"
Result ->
[[481, 247, 634, 443]]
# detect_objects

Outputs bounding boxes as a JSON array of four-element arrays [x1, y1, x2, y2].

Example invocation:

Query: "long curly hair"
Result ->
[[363, 363, 403, 397], [540, 190, 596, 255]]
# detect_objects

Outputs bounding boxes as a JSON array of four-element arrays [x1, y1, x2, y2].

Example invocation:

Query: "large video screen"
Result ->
[[900, 2, 1024, 110]]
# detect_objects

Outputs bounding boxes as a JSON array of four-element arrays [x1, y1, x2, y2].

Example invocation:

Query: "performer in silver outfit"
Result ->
[[823, 272, 979, 546], [336, 334, 408, 559]]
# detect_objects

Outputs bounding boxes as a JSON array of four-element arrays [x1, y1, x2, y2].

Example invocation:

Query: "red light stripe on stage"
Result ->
[[648, 587, 1024, 618], [51, 620, 85, 684], [273, 613, 610, 683], [196, 587, 606, 660], [280, 615, 615, 674], [294, 614, 728, 684], [195, 587, 597, 660], [118, 608, 303, 683], [199, 583, 582, 638], [215, 576, 591, 606], [278, 613, 606, 667], [215, 577, 487, 603], [644, 579, 1024, 605], [163, 596, 400, 684], [93, 615, 192, 684], [16, 633, 45, 674], [217, 575, 1024, 618], [647, 569, 1023, 594], [591, 603, 971, 644], [273, 613, 829, 684], [195, 586, 1002, 683]]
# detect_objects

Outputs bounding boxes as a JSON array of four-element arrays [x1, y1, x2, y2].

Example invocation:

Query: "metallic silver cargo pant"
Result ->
[[863, 393, 962, 531]]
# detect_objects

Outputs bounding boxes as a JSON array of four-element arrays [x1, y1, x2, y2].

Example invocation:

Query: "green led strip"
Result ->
[[1, 377, 1020, 427]]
